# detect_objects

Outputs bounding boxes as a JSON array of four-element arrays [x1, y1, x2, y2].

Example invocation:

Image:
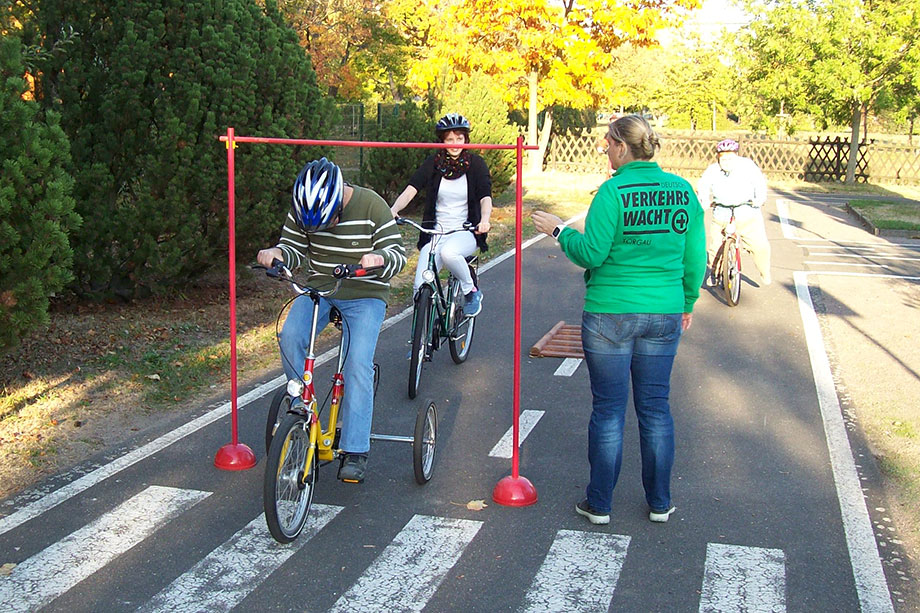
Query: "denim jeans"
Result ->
[[581, 311, 683, 514], [279, 295, 386, 454]]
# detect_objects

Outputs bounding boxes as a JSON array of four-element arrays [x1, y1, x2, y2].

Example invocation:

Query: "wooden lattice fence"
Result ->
[[547, 132, 920, 185]]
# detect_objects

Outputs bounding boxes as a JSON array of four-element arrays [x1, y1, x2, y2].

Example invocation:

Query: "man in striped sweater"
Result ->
[[257, 158, 406, 483]]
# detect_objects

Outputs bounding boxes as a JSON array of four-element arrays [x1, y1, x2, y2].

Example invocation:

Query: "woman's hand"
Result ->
[[475, 220, 491, 234], [532, 210, 563, 236], [257, 247, 283, 268], [681, 313, 693, 331]]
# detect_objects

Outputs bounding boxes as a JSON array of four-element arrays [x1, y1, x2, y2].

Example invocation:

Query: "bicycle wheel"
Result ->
[[263, 413, 316, 543], [448, 278, 475, 364], [722, 237, 742, 307], [408, 286, 433, 399], [265, 387, 292, 454], [413, 402, 437, 484]]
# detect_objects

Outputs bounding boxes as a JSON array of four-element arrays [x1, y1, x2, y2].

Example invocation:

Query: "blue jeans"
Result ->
[[581, 311, 683, 514], [279, 295, 386, 454]]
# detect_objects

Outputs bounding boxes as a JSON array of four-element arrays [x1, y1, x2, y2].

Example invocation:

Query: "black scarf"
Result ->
[[434, 150, 471, 180]]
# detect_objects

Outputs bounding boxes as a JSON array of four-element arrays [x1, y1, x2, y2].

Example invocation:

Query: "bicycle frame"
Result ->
[[295, 294, 347, 465]]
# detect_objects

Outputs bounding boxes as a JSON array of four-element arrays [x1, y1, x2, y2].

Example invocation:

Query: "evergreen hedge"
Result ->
[[26, 0, 331, 298], [441, 72, 518, 195], [361, 101, 433, 207], [0, 35, 80, 351]]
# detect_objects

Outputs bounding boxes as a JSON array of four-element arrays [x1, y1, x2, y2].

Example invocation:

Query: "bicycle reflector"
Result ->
[[287, 379, 305, 397], [421, 269, 436, 283]]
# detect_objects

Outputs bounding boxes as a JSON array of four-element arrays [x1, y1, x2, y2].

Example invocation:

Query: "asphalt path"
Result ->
[[0, 192, 912, 612]]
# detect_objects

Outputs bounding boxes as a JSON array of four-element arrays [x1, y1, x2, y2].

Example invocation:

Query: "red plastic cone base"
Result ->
[[214, 443, 257, 471], [492, 475, 538, 507]]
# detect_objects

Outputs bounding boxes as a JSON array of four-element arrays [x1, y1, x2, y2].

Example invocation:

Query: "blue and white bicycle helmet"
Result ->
[[435, 113, 471, 137], [716, 138, 740, 153], [291, 157, 344, 233]]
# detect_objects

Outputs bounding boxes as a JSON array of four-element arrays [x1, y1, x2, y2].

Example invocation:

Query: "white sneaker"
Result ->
[[649, 506, 676, 523]]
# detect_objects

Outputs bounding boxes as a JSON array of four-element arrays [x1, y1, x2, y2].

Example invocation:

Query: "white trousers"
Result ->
[[413, 231, 478, 295]]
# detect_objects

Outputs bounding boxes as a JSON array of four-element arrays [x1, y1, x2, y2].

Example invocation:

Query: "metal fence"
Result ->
[[547, 131, 920, 185], [326, 103, 405, 183]]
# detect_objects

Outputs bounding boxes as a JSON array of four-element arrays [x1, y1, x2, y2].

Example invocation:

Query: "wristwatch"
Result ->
[[551, 224, 564, 239]]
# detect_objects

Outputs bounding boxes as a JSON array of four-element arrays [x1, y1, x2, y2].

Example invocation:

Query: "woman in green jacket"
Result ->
[[533, 114, 706, 526]]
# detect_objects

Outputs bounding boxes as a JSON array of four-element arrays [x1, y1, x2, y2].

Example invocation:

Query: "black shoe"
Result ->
[[337, 453, 368, 483], [575, 499, 610, 525]]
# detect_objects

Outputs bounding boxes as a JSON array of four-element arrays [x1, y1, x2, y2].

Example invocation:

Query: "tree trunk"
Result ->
[[537, 108, 553, 173], [845, 101, 862, 184], [527, 71, 541, 174], [711, 100, 716, 131]]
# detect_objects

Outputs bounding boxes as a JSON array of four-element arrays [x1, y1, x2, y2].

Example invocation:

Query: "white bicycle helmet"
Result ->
[[716, 138, 740, 153], [291, 158, 344, 233]]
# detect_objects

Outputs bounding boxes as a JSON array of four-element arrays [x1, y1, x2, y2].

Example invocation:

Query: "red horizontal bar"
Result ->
[[218, 134, 539, 151]]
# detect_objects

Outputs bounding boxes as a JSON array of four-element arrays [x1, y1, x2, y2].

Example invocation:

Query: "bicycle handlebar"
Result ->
[[252, 259, 381, 297], [711, 201, 755, 209], [395, 217, 475, 235]]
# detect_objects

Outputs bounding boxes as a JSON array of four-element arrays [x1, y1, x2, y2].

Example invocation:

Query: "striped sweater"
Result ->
[[277, 186, 406, 303]]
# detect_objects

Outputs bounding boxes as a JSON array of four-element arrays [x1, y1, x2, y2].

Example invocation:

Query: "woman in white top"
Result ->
[[390, 113, 493, 316]]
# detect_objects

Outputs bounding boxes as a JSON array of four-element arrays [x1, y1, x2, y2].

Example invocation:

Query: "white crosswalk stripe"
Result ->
[[0, 484, 795, 612], [698, 543, 786, 613], [554, 357, 583, 377], [0, 485, 209, 613], [520, 529, 630, 613], [138, 504, 343, 613], [488, 409, 545, 458], [328, 514, 483, 612]]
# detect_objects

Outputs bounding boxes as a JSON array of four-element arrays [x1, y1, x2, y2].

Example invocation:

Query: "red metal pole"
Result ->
[[228, 127, 238, 444], [492, 136, 537, 506], [215, 127, 256, 470]]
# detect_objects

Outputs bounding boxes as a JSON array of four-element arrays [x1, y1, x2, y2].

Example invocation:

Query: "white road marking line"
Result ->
[[775, 199, 797, 239], [488, 410, 545, 458], [801, 271, 920, 280], [0, 377, 283, 536], [554, 358, 582, 377], [1, 230, 552, 534], [698, 543, 785, 613], [328, 514, 482, 613], [520, 530, 630, 613], [139, 504, 342, 613], [794, 271, 895, 612], [0, 486, 209, 613], [804, 246, 881, 251], [803, 262, 893, 268], [804, 254, 920, 261], [796, 239, 920, 247]]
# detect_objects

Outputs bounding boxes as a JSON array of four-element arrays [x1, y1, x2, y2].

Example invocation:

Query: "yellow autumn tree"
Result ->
[[408, 0, 700, 171]]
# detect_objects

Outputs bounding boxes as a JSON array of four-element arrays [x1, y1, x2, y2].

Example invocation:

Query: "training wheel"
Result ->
[[413, 402, 437, 484]]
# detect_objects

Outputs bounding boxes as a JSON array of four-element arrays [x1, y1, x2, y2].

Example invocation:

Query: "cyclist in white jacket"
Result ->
[[697, 139, 772, 287]]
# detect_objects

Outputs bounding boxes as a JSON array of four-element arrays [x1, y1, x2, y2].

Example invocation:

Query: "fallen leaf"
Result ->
[[22, 371, 34, 380], [146, 374, 161, 381], [466, 499, 487, 511], [0, 563, 16, 576]]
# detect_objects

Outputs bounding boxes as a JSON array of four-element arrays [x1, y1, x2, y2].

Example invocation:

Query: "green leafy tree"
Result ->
[[441, 72, 518, 193], [739, 0, 920, 182], [361, 101, 433, 206], [0, 34, 80, 351], [653, 37, 734, 131], [25, 0, 331, 298]]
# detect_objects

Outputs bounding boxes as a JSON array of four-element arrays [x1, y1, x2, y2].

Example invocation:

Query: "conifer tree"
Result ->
[[28, 0, 330, 297], [0, 34, 80, 350]]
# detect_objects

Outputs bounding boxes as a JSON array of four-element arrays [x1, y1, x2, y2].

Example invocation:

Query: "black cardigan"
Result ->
[[407, 153, 492, 251]]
